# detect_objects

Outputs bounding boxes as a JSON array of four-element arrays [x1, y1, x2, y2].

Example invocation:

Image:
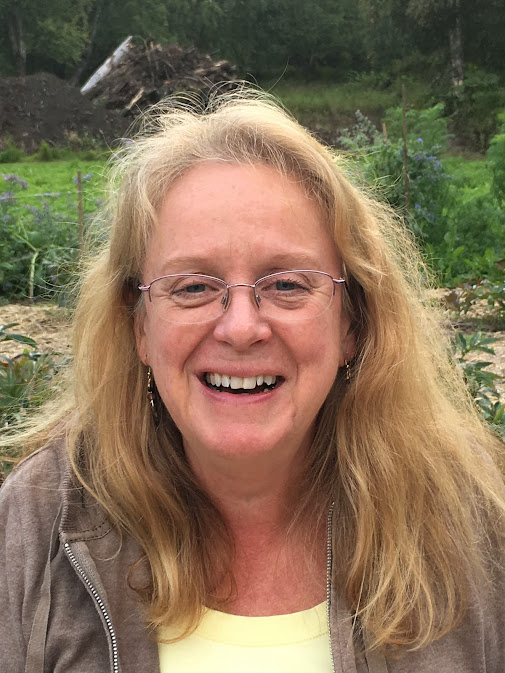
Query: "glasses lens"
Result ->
[[256, 271, 334, 321], [150, 274, 227, 323]]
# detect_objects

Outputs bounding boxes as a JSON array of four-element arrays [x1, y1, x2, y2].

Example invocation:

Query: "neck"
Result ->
[[187, 446, 303, 533]]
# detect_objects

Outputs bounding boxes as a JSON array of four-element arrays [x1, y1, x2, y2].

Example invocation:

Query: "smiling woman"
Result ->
[[1, 90, 505, 673]]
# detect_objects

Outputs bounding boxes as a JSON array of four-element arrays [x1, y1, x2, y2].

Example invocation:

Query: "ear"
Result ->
[[339, 313, 357, 366], [134, 311, 148, 366]]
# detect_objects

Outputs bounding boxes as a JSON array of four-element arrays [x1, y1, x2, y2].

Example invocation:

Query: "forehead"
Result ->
[[143, 162, 339, 277]]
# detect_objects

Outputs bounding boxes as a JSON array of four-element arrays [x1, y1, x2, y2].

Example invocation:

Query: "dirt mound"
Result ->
[[0, 73, 129, 152]]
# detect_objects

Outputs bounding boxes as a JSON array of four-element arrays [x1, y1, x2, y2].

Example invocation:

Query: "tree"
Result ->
[[0, 0, 93, 76], [405, 0, 464, 89]]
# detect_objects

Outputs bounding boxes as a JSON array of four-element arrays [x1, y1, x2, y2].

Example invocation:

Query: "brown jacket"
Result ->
[[1, 443, 504, 673]]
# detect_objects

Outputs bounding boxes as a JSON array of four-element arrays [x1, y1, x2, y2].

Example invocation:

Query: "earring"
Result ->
[[146, 366, 159, 426], [345, 359, 351, 383]]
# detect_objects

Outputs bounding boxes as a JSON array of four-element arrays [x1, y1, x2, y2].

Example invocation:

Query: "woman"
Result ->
[[1, 91, 505, 673]]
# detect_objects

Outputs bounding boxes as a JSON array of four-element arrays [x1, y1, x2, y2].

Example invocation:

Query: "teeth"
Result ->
[[243, 377, 257, 390], [205, 373, 277, 389], [230, 376, 242, 390]]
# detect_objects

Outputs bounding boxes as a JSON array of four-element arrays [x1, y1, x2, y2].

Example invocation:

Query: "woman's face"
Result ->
[[136, 162, 354, 470]]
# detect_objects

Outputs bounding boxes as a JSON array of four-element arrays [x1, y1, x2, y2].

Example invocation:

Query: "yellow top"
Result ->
[[158, 601, 333, 672]]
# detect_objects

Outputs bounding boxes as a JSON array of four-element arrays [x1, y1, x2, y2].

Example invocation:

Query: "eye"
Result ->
[[274, 279, 308, 292], [174, 282, 208, 295], [166, 276, 225, 306]]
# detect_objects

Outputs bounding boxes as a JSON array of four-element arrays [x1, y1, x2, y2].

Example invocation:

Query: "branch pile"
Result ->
[[84, 42, 238, 115]]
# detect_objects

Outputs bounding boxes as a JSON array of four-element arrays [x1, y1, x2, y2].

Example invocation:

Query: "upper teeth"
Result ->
[[206, 373, 277, 389]]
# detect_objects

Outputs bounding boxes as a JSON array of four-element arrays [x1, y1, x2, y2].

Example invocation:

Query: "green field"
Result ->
[[1, 159, 106, 213]]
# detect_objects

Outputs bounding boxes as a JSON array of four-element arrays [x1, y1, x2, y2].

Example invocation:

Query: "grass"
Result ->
[[264, 79, 434, 130], [1, 159, 107, 215], [443, 156, 490, 185]]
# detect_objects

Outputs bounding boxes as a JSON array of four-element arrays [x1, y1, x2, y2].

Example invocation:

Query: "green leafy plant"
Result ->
[[445, 279, 505, 327], [0, 171, 97, 300], [383, 103, 450, 153], [445, 69, 505, 152], [487, 111, 505, 204], [452, 331, 505, 436], [0, 324, 64, 482], [0, 139, 25, 164], [339, 111, 451, 241]]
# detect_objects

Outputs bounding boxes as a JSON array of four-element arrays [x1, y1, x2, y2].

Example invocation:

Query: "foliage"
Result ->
[[0, 323, 63, 482], [452, 331, 505, 436], [445, 69, 505, 151], [487, 111, 505, 204], [0, 139, 25, 163], [0, 167, 100, 300], [426, 151, 505, 285], [445, 279, 505, 327], [383, 103, 450, 153], [340, 110, 451, 241], [337, 110, 505, 286]]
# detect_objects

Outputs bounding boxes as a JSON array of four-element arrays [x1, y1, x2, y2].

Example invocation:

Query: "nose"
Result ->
[[213, 285, 272, 349]]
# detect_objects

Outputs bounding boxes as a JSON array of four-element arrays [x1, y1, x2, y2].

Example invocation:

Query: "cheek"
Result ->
[[141, 316, 207, 379], [286, 316, 342, 377]]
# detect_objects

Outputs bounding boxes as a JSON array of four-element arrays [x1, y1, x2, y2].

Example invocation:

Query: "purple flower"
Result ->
[[417, 138, 423, 143]]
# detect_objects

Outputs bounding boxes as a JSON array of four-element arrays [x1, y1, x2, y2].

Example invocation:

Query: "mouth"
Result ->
[[203, 373, 282, 395]]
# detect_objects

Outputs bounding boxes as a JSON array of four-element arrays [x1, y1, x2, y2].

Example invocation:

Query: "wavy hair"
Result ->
[[4, 89, 505, 651]]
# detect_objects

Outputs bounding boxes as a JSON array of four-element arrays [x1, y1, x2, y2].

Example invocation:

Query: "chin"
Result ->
[[184, 422, 312, 465]]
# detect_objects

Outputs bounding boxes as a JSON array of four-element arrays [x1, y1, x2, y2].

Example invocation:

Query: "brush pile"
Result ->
[[84, 41, 238, 116]]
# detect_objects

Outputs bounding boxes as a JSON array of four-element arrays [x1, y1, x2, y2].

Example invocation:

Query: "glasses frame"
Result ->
[[138, 269, 346, 323]]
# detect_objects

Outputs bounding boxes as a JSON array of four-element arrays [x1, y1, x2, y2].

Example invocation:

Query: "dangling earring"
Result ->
[[345, 359, 351, 383], [146, 366, 159, 426]]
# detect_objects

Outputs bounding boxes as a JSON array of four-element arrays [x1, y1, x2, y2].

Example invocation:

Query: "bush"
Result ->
[[0, 172, 87, 300], [0, 323, 64, 482], [445, 69, 505, 151], [487, 111, 505, 204], [452, 331, 505, 437], [339, 111, 451, 241], [0, 139, 25, 164], [383, 103, 450, 153]]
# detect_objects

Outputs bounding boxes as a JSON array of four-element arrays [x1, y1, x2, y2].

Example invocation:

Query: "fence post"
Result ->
[[77, 170, 83, 251], [402, 84, 409, 220]]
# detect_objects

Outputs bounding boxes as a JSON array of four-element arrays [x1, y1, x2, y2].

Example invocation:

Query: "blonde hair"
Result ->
[[4, 90, 505, 652]]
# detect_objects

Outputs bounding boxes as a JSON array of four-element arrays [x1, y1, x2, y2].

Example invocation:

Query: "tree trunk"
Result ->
[[69, 0, 106, 86], [7, 10, 27, 76], [449, 6, 464, 90]]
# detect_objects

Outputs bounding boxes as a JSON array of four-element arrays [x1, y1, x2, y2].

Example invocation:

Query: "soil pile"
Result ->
[[0, 73, 129, 152], [84, 42, 237, 115]]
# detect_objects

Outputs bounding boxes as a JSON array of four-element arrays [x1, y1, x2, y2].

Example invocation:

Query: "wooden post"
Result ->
[[382, 122, 388, 141], [77, 170, 83, 251], [401, 84, 409, 220]]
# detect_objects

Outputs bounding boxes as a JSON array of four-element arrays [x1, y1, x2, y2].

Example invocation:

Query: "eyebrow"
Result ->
[[158, 252, 328, 276]]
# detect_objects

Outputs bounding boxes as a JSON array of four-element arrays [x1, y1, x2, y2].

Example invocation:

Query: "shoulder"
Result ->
[[0, 441, 69, 521], [0, 442, 71, 574]]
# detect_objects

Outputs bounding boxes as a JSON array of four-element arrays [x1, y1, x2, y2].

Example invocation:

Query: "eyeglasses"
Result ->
[[138, 270, 345, 324]]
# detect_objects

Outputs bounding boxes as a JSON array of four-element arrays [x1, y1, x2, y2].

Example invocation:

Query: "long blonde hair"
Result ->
[[4, 90, 505, 651]]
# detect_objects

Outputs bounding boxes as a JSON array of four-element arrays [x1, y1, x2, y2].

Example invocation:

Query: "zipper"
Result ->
[[326, 502, 336, 673], [64, 542, 119, 673]]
